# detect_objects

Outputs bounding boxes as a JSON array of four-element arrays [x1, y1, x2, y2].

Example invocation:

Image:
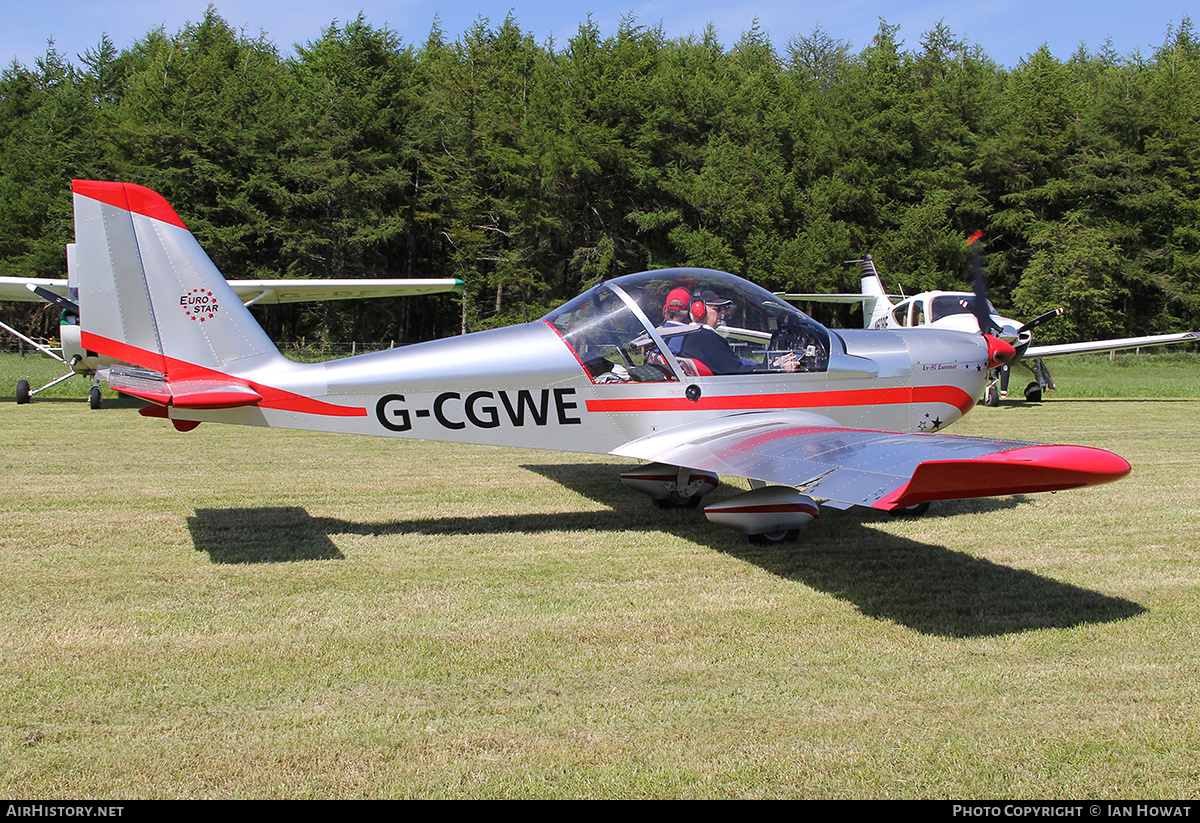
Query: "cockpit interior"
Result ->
[[543, 268, 833, 383]]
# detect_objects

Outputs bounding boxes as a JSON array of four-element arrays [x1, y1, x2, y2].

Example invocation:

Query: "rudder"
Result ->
[[72, 180, 282, 379], [859, 255, 894, 330]]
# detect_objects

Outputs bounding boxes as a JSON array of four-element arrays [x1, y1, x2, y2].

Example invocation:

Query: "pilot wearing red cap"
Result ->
[[661, 288, 757, 374]]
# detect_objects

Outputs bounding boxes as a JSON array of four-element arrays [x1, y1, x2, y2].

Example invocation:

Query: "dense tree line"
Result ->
[[2, 7, 1198, 346]]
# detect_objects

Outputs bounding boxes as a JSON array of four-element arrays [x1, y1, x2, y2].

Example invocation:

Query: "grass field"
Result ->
[[1, 350, 1199, 798]]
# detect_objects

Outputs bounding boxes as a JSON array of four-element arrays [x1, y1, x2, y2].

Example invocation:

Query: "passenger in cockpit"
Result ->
[[661, 288, 797, 375]]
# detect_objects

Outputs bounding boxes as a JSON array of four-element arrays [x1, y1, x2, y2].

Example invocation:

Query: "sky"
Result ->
[[1, 0, 1194, 72]]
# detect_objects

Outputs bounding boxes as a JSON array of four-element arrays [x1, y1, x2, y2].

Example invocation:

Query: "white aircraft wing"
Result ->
[[0, 277, 69, 302], [231, 278, 464, 304], [0, 276, 463, 306], [778, 293, 875, 304], [611, 411, 1129, 510], [1024, 331, 1197, 359]]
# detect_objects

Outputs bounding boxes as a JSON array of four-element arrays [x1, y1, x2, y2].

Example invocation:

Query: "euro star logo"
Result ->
[[180, 288, 219, 322]]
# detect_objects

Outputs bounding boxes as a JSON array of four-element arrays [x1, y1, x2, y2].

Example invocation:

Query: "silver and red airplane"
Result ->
[[785, 255, 1198, 406], [59, 181, 1132, 543]]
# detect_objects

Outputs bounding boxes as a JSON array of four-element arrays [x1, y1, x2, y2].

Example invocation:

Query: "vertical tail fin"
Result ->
[[72, 180, 282, 378], [858, 255, 894, 330]]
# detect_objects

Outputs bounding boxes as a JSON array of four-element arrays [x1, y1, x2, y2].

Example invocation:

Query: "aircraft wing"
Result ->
[[0, 276, 464, 306], [1024, 331, 1198, 359], [777, 292, 893, 330], [777, 293, 875, 304], [611, 411, 1129, 510], [230, 278, 464, 304], [0, 277, 69, 302]]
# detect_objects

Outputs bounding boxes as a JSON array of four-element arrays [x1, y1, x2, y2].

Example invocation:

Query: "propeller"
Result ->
[[965, 231, 1016, 369], [966, 230, 1000, 336], [1017, 306, 1064, 335], [25, 283, 80, 314]]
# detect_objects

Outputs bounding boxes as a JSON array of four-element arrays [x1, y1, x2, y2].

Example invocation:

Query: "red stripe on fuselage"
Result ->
[[585, 385, 973, 415], [81, 331, 367, 417]]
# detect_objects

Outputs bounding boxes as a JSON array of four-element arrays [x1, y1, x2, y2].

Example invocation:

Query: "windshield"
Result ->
[[543, 268, 831, 380], [930, 294, 997, 323]]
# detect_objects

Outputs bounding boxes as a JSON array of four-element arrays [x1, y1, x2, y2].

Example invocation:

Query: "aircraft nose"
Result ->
[[985, 334, 1017, 368]]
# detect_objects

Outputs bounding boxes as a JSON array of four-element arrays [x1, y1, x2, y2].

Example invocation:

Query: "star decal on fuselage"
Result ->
[[918, 412, 945, 432]]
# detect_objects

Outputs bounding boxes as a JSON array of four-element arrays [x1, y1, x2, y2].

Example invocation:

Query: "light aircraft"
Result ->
[[1, 265, 463, 409], [783, 255, 1198, 406], [61, 181, 1133, 544]]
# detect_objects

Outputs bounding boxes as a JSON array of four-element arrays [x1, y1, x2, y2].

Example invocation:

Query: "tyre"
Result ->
[[1024, 382, 1042, 402], [890, 502, 930, 517], [89, 386, 103, 409], [653, 492, 703, 509], [16, 380, 30, 404], [748, 529, 800, 545]]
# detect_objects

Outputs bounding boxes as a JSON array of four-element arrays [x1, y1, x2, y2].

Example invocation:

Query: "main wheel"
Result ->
[[653, 492, 703, 509], [1024, 382, 1042, 402], [89, 386, 103, 410], [748, 529, 800, 545], [984, 385, 1000, 407], [16, 380, 30, 404], [890, 502, 930, 517]]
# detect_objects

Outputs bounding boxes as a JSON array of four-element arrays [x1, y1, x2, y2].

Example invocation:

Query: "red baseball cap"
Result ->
[[664, 287, 691, 314]]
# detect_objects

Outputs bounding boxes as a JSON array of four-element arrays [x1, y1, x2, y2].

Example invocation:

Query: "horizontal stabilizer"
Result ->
[[107, 364, 263, 409], [169, 383, 264, 409]]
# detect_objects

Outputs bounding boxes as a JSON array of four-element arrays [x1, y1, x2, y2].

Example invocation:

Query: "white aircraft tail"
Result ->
[[858, 255, 894, 329], [72, 180, 283, 380]]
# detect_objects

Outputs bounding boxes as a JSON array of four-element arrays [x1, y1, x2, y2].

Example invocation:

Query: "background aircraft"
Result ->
[[783, 255, 1197, 406], [1, 267, 463, 408], [58, 180, 1133, 545]]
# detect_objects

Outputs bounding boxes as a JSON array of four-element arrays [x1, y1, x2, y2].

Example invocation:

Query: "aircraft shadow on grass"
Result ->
[[187, 461, 1144, 639]]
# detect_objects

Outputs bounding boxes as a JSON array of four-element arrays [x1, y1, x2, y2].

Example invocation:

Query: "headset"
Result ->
[[663, 288, 720, 322], [662, 287, 692, 320]]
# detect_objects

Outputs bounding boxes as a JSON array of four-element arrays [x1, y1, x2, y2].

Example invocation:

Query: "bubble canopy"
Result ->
[[542, 268, 832, 382]]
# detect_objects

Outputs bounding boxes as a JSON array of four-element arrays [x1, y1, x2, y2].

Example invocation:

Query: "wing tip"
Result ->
[[878, 444, 1131, 509]]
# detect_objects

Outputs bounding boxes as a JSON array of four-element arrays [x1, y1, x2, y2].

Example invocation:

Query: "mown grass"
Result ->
[[1, 351, 1198, 798]]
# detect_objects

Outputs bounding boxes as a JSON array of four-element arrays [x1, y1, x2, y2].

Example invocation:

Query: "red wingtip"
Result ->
[[72, 180, 188, 230], [878, 445, 1131, 510]]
